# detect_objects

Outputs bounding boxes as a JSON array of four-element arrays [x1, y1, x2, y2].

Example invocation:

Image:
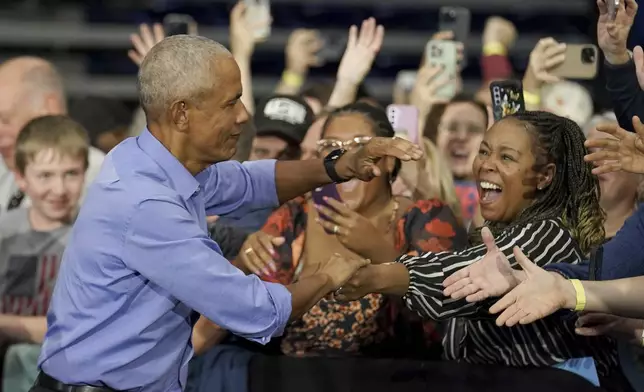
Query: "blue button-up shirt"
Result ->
[[38, 129, 292, 391]]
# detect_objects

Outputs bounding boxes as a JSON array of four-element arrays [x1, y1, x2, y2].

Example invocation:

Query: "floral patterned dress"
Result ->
[[259, 198, 468, 358]]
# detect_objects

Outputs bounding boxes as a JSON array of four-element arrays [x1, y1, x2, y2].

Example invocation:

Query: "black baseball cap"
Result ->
[[254, 95, 314, 145]]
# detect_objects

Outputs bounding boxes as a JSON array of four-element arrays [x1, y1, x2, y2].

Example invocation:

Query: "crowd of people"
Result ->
[[0, 0, 643, 391]]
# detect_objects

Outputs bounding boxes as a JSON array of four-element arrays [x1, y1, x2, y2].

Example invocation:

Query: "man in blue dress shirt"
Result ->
[[30, 35, 422, 392]]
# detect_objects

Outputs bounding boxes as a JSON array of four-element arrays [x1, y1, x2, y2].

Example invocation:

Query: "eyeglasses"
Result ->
[[316, 136, 372, 156]]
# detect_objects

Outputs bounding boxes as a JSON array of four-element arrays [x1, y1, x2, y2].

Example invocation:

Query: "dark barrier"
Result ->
[[249, 356, 604, 392]]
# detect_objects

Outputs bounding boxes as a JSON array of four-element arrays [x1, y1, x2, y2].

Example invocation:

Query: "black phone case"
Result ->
[[489, 81, 526, 122], [438, 7, 470, 44]]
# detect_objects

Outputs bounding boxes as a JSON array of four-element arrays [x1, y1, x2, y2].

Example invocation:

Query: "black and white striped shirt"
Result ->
[[397, 219, 618, 377]]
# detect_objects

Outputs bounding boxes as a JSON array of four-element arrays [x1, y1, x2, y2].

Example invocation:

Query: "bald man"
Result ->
[[0, 57, 105, 212]]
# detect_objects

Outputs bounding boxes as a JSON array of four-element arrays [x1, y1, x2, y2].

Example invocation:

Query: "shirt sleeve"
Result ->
[[200, 160, 279, 218], [544, 262, 589, 280], [398, 219, 580, 321], [546, 206, 644, 281], [605, 59, 644, 132], [481, 54, 513, 83], [122, 197, 291, 344]]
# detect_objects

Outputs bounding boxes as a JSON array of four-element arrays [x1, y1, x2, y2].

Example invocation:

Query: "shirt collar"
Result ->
[[137, 128, 200, 199]]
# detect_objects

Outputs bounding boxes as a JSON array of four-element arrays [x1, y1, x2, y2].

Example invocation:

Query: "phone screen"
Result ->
[[311, 184, 342, 233], [490, 80, 526, 122]]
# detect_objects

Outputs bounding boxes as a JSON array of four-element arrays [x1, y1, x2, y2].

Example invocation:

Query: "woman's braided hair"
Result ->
[[481, 111, 605, 255]]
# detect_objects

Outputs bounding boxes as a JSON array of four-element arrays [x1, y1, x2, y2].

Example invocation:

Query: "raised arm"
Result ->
[[597, 0, 642, 132], [123, 198, 367, 343]]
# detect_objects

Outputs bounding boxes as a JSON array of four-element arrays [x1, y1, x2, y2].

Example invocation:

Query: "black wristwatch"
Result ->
[[323, 148, 349, 183]]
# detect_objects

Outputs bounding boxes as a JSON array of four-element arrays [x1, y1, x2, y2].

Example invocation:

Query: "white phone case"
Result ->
[[425, 40, 458, 100], [244, 0, 271, 40]]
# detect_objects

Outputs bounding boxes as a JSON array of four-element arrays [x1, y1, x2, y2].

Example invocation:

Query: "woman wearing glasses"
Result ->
[[231, 102, 467, 358]]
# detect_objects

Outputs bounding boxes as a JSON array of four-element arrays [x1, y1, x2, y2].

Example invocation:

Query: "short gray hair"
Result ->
[[137, 35, 231, 119]]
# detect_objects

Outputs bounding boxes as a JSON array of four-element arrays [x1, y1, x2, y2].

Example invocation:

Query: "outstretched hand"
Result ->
[[442, 227, 521, 302], [584, 115, 644, 175], [335, 137, 423, 182], [489, 246, 575, 327]]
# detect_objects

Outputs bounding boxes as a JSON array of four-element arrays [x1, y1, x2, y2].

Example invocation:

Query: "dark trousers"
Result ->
[[29, 387, 55, 392]]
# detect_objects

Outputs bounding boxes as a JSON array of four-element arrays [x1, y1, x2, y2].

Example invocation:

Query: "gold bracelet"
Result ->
[[483, 42, 507, 56], [569, 279, 587, 312], [282, 70, 304, 88], [523, 90, 541, 106]]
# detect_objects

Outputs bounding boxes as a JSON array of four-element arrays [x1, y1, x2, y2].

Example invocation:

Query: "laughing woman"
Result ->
[[336, 111, 628, 388]]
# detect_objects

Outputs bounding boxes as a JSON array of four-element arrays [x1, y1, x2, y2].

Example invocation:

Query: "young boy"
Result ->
[[0, 115, 88, 392]]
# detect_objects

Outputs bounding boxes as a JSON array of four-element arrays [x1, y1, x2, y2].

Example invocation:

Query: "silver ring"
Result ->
[[244, 248, 254, 255], [333, 225, 339, 234]]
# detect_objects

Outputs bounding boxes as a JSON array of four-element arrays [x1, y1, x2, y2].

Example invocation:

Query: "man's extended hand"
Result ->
[[442, 227, 522, 302], [335, 137, 423, 181]]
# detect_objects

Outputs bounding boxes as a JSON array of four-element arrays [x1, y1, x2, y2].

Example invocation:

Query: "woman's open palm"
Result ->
[[584, 116, 644, 175], [489, 246, 572, 327]]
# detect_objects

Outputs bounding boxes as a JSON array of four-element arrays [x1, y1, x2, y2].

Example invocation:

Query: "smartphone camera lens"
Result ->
[[581, 47, 596, 64]]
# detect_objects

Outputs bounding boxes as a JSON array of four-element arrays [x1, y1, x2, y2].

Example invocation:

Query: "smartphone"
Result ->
[[438, 7, 471, 44], [244, 0, 271, 40], [425, 40, 458, 100], [163, 14, 194, 36], [312, 184, 342, 233], [316, 34, 344, 62], [551, 44, 599, 80], [387, 105, 420, 144], [607, 0, 619, 20], [395, 70, 418, 93], [489, 80, 526, 122]]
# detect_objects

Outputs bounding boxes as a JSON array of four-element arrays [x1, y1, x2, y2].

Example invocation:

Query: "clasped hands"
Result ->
[[236, 229, 376, 300]]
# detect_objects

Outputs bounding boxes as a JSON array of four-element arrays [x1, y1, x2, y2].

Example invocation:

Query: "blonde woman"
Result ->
[[393, 137, 462, 223]]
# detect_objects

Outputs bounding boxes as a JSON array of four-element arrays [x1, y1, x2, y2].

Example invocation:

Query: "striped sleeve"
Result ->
[[397, 219, 580, 321]]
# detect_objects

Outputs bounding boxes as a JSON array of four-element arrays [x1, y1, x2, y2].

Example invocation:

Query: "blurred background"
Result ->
[[0, 0, 602, 109]]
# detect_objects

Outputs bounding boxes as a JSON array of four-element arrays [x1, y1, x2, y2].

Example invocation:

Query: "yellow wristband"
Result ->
[[483, 42, 507, 56], [282, 70, 304, 88], [523, 90, 541, 106], [569, 279, 587, 312]]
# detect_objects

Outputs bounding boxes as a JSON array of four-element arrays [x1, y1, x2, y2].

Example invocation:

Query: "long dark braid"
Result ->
[[479, 111, 605, 255]]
